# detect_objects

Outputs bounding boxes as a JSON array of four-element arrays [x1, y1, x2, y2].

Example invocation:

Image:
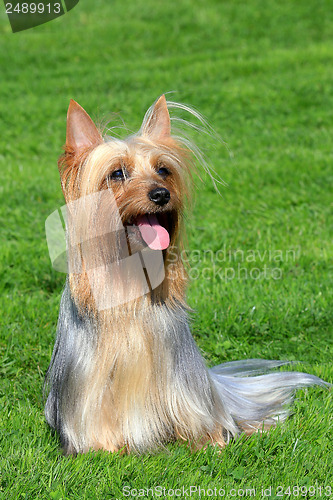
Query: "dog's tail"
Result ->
[[209, 359, 330, 434]]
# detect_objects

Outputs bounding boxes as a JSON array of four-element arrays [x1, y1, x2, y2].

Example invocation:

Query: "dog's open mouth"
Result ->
[[135, 214, 170, 250], [125, 212, 174, 251]]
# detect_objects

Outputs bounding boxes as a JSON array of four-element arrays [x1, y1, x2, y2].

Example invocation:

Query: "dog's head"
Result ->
[[59, 96, 195, 310], [59, 96, 192, 254]]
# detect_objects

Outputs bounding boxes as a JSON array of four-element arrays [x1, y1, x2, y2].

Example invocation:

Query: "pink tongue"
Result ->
[[136, 214, 170, 250]]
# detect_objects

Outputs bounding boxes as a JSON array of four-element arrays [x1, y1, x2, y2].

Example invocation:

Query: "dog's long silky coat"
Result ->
[[45, 96, 328, 454]]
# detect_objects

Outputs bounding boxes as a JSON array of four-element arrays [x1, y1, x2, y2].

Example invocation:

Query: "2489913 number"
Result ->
[[5, 3, 62, 14]]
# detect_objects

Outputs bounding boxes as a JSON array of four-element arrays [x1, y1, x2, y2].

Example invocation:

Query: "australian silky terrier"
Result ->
[[45, 95, 328, 454]]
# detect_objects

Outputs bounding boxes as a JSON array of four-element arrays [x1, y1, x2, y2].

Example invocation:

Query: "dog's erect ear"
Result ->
[[66, 100, 103, 152], [142, 95, 171, 140]]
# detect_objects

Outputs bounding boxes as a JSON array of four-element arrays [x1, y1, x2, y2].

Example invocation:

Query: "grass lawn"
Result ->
[[0, 0, 332, 498]]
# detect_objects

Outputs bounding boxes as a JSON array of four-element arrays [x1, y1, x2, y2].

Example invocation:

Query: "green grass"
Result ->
[[0, 0, 332, 498]]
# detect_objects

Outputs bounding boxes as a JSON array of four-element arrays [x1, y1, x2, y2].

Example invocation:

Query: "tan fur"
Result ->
[[45, 97, 329, 455], [54, 97, 227, 452], [63, 133, 190, 315]]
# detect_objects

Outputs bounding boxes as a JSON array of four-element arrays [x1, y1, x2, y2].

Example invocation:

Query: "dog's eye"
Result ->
[[110, 169, 127, 181], [157, 166, 169, 178]]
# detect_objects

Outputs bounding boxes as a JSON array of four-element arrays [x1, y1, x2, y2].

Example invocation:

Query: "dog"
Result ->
[[45, 95, 328, 454]]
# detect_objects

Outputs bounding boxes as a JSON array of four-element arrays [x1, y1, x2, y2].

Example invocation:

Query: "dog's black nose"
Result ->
[[148, 187, 170, 206]]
